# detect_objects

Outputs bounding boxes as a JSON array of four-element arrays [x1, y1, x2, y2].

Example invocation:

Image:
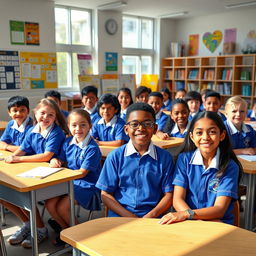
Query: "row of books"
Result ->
[[188, 69, 199, 80], [187, 82, 199, 91], [165, 70, 173, 80], [241, 84, 251, 96], [240, 70, 251, 80], [221, 69, 233, 80], [175, 81, 185, 90], [215, 83, 232, 95], [203, 69, 215, 80], [174, 70, 186, 79]]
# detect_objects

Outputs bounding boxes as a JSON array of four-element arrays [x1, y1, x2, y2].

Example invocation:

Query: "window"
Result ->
[[55, 6, 92, 88], [122, 16, 154, 84]]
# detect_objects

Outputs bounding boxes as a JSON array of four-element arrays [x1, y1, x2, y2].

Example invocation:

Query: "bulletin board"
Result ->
[[78, 74, 101, 96], [0, 50, 20, 90], [20, 52, 57, 89], [101, 74, 119, 94]]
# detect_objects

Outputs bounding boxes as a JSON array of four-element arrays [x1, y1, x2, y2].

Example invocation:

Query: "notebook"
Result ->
[[17, 167, 64, 179], [238, 155, 256, 162]]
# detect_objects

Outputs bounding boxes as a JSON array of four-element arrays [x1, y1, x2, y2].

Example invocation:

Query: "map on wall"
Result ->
[[203, 30, 222, 53]]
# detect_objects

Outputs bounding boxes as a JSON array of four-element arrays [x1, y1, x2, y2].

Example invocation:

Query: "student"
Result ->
[[224, 96, 256, 155], [81, 85, 100, 124], [163, 99, 190, 138], [247, 102, 256, 121], [199, 88, 213, 111], [159, 111, 242, 225], [185, 91, 202, 121], [148, 92, 169, 140], [204, 91, 226, 121], [3, 98, 68, 248], [0, 96, 33, 152], [91, 93, 129, 146], [175, 88, 186, 100], [44, 90, 69, 118], [96, 102, 174, 218], [161, 87, 172, 111], [135, 86, 151, 103], [117, 87, 133, 121], [45, 109, 102, 246]]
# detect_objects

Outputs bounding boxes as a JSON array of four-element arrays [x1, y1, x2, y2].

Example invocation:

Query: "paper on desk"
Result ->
[[238, 155, 256, 162], [17, 167, 64, 179]]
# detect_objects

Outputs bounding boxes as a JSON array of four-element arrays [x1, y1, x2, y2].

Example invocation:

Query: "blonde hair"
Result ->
[[33, 98, 70, 135], [225, 96, 248, 112]]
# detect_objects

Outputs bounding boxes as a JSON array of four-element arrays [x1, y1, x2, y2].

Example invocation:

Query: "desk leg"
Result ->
[[30, 191, 38, 256], [68, 181, 75, 226], [244, 174, 256, 231], [0, 205, 6, 226]]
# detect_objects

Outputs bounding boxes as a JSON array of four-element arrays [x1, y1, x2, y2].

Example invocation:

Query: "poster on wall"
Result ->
[[223, 28, 236, 54], [20, 52, 57, 89], [188, 34, 199, 56], [101, 74, 119, 94], [242, 30, 256, 54], [0, 50, 20, 90], [203, 30, 223, 53], [25, 22, 40, 45], [10, 20, 25, 45], [78, 75, 101, 96], [105, 52, 118, 71], [77, 54, 93, 75]]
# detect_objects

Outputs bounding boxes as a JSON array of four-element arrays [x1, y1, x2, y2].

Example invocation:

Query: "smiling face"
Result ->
[[136, 92, 149, 103], [82, 92, 98, 110], [124, 110, 157, 155], [99, 103, 118, 123], [69, 112, 91, 143], [148, 96, 163, 114], [204, 96, 221, 112], [161, 92, 169, 102], [171, 103, 189, 128], [190, 117, 225, 160], [187, 99, 200, 114], [35, 104, 56, 131], [118, 91, 131, 110], [8, 105, 29, 126]]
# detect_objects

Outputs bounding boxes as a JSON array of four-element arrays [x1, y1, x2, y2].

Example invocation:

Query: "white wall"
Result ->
[[175, 8, 256, 56]]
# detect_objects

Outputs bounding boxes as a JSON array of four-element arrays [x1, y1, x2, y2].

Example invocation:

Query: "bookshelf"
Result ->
[[161, 54, 256, 107]]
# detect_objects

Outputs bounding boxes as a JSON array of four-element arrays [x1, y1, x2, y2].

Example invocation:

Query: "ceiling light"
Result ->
[[225, 1, 256, 9], [97, 1, 127, 10], [159, 11, 188, 19]]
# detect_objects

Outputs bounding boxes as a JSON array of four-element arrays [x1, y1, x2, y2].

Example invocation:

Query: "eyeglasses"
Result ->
[[126, 120, 155, 129]]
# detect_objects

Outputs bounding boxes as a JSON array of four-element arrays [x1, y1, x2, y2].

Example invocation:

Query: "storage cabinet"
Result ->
[[161, 54, 256, 106]]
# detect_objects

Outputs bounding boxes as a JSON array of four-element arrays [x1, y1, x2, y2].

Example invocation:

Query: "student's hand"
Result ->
[[5, 155, 21, 163], [158, 211, 189, 225], [156, 131, 170, 140], [49, 158, 62, 168]]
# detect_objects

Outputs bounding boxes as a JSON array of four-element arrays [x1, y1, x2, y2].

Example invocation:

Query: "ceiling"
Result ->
[[52, 0, 256, 18]]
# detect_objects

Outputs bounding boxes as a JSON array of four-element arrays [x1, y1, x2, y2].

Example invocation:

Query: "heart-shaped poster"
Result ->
[[203, 30, 223, 53]]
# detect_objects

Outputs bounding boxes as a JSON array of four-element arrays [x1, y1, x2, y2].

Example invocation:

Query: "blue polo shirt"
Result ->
[[224, 119, 256, 149], [84, 106, 100, 125], [161, 99, 172, 111], [169, 122, 190, 138], [1, 116, 33, 146], [61, 109, 69, 118], [119, 109, 127, 122], [91, 115, 129, 142], [20, 123, 65, 156], [173, 149, 239, 225], [156, 111, 169, 131], [96, 140, 174, 217], [247, 110, 256, 121], [219, 111, 227, 121]]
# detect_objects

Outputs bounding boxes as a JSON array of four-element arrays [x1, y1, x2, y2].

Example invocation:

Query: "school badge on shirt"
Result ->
[[208, 178, 220, 193]]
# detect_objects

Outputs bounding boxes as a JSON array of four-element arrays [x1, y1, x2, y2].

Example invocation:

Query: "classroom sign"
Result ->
[[20, 52, 57, 89], [203, 30, 222, 53]]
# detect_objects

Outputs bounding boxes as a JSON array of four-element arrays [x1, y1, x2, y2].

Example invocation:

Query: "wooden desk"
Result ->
[[61, 217, 256, 256], [99, 137, 184, 157], [238, 157, 256, 231], [0, 121, 7, 131], [0, 151, 83, 256]]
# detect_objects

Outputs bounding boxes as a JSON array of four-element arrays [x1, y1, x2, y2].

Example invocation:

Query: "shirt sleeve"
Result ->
[[44, 127, 65, 155], [248, 126, 256, 148], [81, 145, 102, 172], [20, 129, 34, 154], [59, 140, 68, 163], [161, 151, 175, 193], [113, 122, 129, 141], [91, 123, 99, 140], [157, 113, 168, 131], [0, 122, 12, 143]]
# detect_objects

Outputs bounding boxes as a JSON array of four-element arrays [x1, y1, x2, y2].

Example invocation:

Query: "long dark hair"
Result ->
[[180, 111, 242, 178]]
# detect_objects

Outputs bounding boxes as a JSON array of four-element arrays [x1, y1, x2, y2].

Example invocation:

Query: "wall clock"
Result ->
[[105, 19, 118, 35]]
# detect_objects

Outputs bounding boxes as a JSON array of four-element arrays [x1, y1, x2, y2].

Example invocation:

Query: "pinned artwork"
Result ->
[[203, 30, 222, 53], [242, 30, 256, 54]]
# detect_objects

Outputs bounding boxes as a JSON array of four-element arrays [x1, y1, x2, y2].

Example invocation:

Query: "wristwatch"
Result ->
[[186, 209, 195, 220]]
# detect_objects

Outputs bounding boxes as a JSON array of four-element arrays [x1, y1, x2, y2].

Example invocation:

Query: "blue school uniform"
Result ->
[[91, 115, 129, 142], [156, 111, 169, 131], [96, 140, 174, 217], [224, 119, 256, 149], [173, 149, 239, 225], [218, 111, 227, 121], [0, 116, 33, 146], [169, 122, 189, 138], [59, 133, 102, 210], [20, 123, 65, 156], [84, 106, 100, 125], [247, 110, 256, 121], [199, 104, 205, 111], [161, 99, 172, 111], [119, 109, 127, 122], [61, 109, 69, 118], [188, 110, 201, 121]]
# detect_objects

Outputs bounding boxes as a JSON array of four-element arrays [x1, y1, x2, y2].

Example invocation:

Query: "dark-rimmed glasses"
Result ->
[[126, 120, 155, 129]]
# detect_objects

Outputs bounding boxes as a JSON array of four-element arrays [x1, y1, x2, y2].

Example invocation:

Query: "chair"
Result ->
[[232, 200, 240, 227], [0, 227, 7, 256]]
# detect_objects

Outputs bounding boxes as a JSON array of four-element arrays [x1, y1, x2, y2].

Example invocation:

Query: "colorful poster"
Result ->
[[188, 34, 199, 56], [78, 75, 101, 96], [224, 28, 237, 43], [77, 54, 93, 75], [203, 30, 223, 53], [101, 74, 119, 94], [25, 22, 40, 45], [105, 52, 118, 71], [20, 52, 57, 89], [140, 74, 159, 92], [10, 20, 25, 45], [0, 50, 20, 90]]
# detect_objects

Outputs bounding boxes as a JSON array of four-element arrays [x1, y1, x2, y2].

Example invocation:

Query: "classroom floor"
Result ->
[[1, 203, 105, 256]]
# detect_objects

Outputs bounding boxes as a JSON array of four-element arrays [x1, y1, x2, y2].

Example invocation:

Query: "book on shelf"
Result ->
[[240, 70, 251, 80], [188, 69, 199, 79], [175, 81, 185, 91], [241, 84, 251, 96], [174, 69, 185, 79], [201, 82, 214, 90], [187, 83, 199, 92], [221, 69, 232, 80], [165, 70, 173, 79], [203, 69, 215, 80], [215, 83, 231, 95]]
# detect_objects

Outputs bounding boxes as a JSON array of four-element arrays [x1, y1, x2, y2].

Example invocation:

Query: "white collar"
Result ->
[[121, 109, 127, 115], [124, 139, 157, 160], [84, 105, 96, 114], [11, 116, 30, 132], [155, 111, 162, 120], [226, 119, 250, 135], [163, 99, 170, 106], [69, 132, 91, 149], [190, 148, 220, 171], [250, 110, 256, 118], [31, 123, 54, 139], [171, 122, 189, 134], [97, 115, 117, 127]]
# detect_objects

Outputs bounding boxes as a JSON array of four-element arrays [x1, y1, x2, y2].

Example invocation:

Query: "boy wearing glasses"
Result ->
[[96, 103, 174, 218]]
